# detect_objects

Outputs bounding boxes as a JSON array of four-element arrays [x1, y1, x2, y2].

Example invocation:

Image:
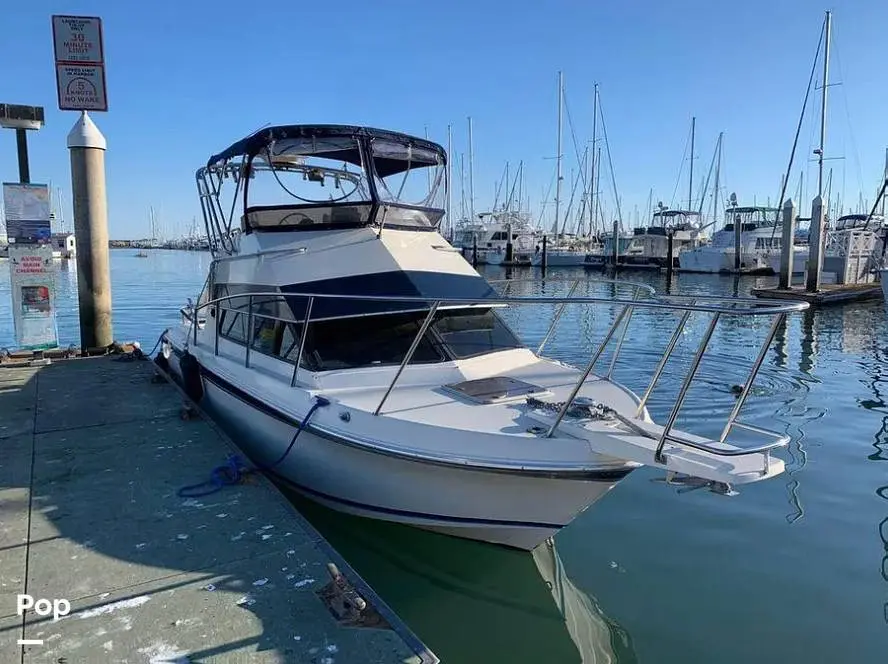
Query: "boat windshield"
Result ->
[[723, 206, 779, 231], [203, 126, 447, 239]]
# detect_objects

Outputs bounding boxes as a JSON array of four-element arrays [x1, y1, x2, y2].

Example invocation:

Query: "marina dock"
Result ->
[[0, 355, 435, 663], [750, 283, 883, 306]]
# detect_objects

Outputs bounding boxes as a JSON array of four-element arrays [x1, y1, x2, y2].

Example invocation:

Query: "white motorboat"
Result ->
[[161, 124, 807, 550], [451, 211, 537, 266], [680, 205, 782, 274], [622, 210, 707, 270]]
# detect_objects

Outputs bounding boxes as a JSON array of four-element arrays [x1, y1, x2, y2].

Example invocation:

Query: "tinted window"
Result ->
[[431, 308, 522, 359], [302, 310, 445, 371]]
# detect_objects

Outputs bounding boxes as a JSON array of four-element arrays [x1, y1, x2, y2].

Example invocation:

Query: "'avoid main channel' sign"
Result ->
[[51, 15, 107, 112]]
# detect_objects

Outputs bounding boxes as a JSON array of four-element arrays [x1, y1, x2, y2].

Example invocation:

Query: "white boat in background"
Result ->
[[622, 209, 707, 269], [161, 124, 808, 550], [680, 204, 782, 274], [532, 234, 602, 268], [452, 211, 537, 266]]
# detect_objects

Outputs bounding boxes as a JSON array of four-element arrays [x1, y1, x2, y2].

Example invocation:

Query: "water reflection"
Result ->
[[284, 489, 636, 664]]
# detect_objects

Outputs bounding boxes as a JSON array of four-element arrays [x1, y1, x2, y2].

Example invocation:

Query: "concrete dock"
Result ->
[[0, 355, 436, 663]]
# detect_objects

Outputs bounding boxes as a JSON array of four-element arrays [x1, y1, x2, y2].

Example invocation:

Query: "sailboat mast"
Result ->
[[446, 124, 453, 235], [712, 133, 722, 224], [459, 153, 466, 221], [818, 10, 831, 197], [688, 116, 696, 211], [554, 71, 564, 236], [882, 147, 887, 217], [467, 116, 475, 221], [590, 83, 599, 236]]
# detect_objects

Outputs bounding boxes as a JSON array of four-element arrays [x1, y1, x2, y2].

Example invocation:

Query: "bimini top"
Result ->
[[207, 124, 446, 177]]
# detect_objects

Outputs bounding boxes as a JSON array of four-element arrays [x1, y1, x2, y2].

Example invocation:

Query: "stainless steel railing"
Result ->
[[183, 280, 807, 464]]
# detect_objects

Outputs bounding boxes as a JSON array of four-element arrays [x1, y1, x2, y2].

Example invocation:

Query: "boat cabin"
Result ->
[[196, 124, 525, 376], [832, 213, 886, 232]]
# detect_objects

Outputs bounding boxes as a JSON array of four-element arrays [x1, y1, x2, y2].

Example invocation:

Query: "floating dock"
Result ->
[[0, 355, 436, 663], [750, 283, 883, 306]]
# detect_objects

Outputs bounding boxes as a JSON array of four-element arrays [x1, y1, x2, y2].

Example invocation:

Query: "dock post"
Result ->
[[68, 111, 113, 349], [778, 198, 796, 289], [665, 229, 675, 282], [541, 234, 548, 273], [472, 235, 478, 267], [806, 194, 825, 293], [611, 219, 619, 269], [734, 215, 742, 272]]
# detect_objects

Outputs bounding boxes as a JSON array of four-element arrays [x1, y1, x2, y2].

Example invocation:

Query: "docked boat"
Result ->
[[532, 235, 602, 268], [451, 211, 537, 266], [679, 205, 782, 274], [622, 210, 706, 269], [161, 124, 807, 550]]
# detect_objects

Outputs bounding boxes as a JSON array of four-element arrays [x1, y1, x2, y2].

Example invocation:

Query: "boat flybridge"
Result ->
[[161, 124, 808, 550]]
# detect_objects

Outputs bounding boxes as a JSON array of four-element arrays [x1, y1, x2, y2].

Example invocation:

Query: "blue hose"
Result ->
[[176, 395, 330, 498]]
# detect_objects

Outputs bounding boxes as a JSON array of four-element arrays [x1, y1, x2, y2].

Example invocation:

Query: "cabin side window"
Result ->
[[213, 283, 305, 363], [211, 285, 524, 371]]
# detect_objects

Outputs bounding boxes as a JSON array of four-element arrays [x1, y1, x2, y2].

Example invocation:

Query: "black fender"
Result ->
[[179, 351, 204, 403]]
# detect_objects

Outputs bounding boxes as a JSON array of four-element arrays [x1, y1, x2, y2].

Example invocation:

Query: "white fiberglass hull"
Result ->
[[531, 251, 588, 267], [679, 247, 773, 274], [767, 247, 809, 276], [164, 347, 624, 551]]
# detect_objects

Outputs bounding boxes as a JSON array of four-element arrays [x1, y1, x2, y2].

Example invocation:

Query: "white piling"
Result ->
[[67, 111, 113, 349], [806, 195, 826, 293], [778, 198, 796, 289]]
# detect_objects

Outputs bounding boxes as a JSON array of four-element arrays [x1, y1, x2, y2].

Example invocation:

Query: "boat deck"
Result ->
[[0, 356, 435, 663]]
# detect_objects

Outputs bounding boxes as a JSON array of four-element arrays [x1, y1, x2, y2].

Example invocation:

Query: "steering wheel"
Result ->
[[277, 211, 316, 226]]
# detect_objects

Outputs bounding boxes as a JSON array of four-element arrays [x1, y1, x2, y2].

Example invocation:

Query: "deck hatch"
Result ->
[[443, 376, 550, 404]]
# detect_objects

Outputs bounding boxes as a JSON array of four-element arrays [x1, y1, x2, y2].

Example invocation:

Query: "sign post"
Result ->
[[3, 184, 58, 350], [52, 15, 107, 112], [52, 14, 114, 350]]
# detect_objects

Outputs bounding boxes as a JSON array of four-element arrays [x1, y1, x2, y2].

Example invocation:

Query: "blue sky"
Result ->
[[2, 0, 887, 239]]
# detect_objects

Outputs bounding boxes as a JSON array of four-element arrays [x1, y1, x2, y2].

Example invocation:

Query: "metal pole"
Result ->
[[374, 302, 440, 416], [589, 84, 598, 234], [15, 129, 30, 183], [68, 111, 113, 349], [554, 71, 564, 239], [606, 295, 637, 379], [537, 279, 581, 355], [446, 124, 453, 238], [635, 307, 695, 416], [688, 116, 695, 212], [719, 313, 785, 443], [244, 295, 254, 368], [818, 10, 831, 197], [467, 116, 475, 222], [655, 313, 720, 462], [291, 296, 314, 386], [545, 305, 630, 437]]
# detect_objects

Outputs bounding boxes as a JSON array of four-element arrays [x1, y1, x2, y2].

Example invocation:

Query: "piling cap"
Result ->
[[67, 111, 106, 150]]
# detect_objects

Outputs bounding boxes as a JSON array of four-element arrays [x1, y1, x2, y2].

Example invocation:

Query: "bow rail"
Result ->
[[179, 278, 808, 469]]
